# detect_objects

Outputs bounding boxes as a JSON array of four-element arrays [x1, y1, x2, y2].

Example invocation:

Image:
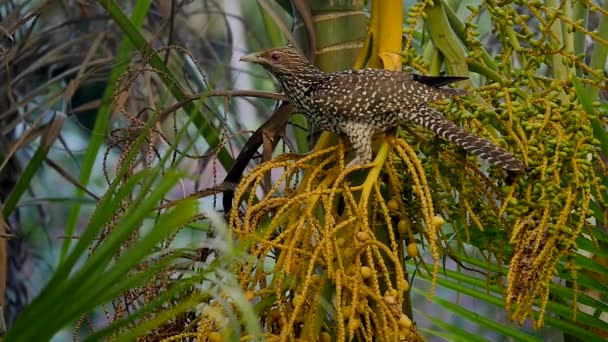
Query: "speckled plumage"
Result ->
[[240, 47, 525, 171]]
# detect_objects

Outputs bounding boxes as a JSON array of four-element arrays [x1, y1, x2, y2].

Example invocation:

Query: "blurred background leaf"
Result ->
[[0, 0, 606, 341]]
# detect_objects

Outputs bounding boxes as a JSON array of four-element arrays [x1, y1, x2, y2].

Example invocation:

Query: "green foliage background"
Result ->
[[0, 0, 606, 341]]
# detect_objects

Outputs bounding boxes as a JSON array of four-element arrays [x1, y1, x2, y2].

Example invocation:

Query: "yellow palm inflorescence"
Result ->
[[229, 132, 438, 341]]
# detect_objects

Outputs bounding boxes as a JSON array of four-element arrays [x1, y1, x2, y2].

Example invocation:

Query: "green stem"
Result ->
[[442, 0, 498, 71], [572, 0, 587, 57], [425, 1, 470, 80], [258, 2, 287, 47], [467, 60, 529, 101], [562, 0, 575, 55], [585, 0, 608, 99], [424, 43, 443, 75], [545, 0, 570, 81]]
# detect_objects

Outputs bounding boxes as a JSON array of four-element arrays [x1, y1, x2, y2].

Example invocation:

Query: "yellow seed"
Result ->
[[356, 231, 370, 242], [208, 332, 222, 342], [383, 295, 396, 305], [360, 266, 373, 279], [398, 314, 412, 329], [431, 215, 445, 227], [407, 243, 419, 257], [320, 332, 331, 342], [397, 220, 408, 234], [386, 288, 398, 297], [245, 290, 255, 301], [336, 237, 345, 247], [387, 199, 399, 211]]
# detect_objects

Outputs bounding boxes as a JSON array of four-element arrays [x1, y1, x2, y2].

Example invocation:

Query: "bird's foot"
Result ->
[[344, 157, 360, 169], [344, 157, 374, 170]]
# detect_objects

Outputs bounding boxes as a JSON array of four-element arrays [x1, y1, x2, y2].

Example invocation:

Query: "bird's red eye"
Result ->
[[270, 53, 280, 61]]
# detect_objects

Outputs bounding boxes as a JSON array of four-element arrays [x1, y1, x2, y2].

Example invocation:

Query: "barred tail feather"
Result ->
[[412, 106, 526, 171]]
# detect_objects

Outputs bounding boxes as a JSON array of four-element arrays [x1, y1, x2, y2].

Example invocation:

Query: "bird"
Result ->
[[240, 46, 525, 171]]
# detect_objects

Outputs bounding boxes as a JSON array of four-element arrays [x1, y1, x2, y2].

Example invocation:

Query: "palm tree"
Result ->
[[3, 1, 608, 341]]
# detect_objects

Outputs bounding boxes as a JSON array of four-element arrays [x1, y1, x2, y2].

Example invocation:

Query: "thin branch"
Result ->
[[157, 89, 288, 123]]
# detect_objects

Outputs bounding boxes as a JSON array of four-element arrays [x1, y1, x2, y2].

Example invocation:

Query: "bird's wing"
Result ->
[[308, 69, 467, 118]]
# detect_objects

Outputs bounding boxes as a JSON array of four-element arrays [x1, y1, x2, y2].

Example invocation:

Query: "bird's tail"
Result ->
[[411, 106, 526, 171], [412, 74, 470, 97]]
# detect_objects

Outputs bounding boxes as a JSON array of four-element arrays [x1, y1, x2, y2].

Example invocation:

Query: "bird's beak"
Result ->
[[239, 52, 264, 64]]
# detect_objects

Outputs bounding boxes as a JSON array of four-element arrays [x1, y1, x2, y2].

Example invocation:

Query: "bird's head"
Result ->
[[240, 47, 319, 78]]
